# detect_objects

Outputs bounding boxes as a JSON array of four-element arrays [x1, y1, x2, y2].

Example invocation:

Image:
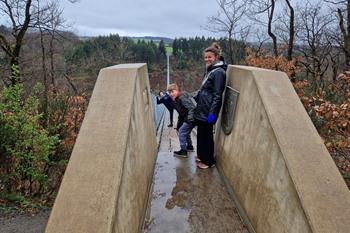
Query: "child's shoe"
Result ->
[[186, 145, 194, 152], [174, 149, 188, 158]]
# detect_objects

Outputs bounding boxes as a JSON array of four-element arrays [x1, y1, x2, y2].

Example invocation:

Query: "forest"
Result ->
[[0, 0, 349, 212]]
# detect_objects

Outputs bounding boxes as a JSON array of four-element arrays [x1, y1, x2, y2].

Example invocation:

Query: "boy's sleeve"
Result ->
[[156, 96, 161, 104]]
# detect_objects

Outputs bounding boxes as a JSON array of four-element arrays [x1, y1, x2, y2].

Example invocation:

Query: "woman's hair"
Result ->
[[204, 42, 221, 57]]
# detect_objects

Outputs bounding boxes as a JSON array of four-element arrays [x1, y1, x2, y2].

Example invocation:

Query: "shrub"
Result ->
[[0, 82, 59, 198]]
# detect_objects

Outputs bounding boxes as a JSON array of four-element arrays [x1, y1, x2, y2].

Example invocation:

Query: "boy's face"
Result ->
[[169, 89, 180, 100]]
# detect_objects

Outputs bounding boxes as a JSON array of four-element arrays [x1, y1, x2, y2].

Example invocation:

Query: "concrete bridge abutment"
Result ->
[[215, 65, 350, 233], [46, 64, 350, 233], [45, 64, 157, 233]]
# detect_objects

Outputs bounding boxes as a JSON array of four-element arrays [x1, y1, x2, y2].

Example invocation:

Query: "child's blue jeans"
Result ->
[[178, 122, 194, 150]]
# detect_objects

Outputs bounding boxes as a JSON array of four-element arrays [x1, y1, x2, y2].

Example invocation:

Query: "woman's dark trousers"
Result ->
[[197, 121, 215, 166]]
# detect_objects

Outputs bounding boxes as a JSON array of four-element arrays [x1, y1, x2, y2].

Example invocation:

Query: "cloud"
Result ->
[[72, 25, 159, 37], [61, 0, 219, 38]]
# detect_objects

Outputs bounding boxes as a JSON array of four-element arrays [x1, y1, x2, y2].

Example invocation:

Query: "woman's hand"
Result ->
[[207, 114, 216, 124]]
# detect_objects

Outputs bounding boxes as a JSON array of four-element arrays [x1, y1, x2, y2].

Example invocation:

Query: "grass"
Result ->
[[165, 46, 173, 55], [0, 193, 49, 215]]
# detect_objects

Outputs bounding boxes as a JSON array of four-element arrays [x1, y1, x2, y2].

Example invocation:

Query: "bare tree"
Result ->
[[285, 0, 295, 60], [267, 0, 278, 57], [247, 0, 279, 57], [249, 28, 270, 56], [329, 47, 342, 81], [0, 0, 32, 84], [39, 1, 71, 87], [336, 1, 350, 67], [297, 1, 334, 89], [0, 0, 76, 85], [205, 0, 248, 64], [324, 0, 350, 67], [248, 0, 297, 62]]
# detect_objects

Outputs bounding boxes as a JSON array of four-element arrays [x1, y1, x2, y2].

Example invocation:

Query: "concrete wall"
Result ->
[[45, 64, 157, 233], [215, 65, 350, 233]]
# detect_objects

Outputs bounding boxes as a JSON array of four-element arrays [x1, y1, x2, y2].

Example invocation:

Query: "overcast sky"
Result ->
[[60, 0, 220, 38]]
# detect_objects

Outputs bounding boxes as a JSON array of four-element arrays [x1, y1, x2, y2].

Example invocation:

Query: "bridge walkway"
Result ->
[[142, 111, 248, 233]]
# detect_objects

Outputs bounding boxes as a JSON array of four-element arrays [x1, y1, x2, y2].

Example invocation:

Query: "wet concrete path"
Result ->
[[142, 112, 248, 233]]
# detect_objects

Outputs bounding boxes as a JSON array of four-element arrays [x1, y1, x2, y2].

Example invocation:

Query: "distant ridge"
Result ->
[[128, 36, 173, 44], [77, 35, 173, 44]]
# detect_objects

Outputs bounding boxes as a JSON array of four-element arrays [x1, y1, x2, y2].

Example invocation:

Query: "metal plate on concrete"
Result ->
[[221, 86, 239, 135]]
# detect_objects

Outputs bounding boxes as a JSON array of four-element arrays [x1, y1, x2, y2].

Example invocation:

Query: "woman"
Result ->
[[194, 42, 227, 169]]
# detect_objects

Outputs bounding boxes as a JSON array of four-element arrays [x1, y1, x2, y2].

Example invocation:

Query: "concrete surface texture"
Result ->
[[45, 64, 157, 233], [143, 111, 248, 233], [215, 65, 350, 233]]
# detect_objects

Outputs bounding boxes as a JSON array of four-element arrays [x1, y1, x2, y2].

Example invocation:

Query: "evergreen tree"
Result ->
[[158, 40, 166, 58], [172, 39, 179, 57]]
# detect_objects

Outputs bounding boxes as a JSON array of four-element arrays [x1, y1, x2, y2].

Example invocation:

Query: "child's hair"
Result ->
[[167, 83, 179, 92], [204, 42, 221, 57]]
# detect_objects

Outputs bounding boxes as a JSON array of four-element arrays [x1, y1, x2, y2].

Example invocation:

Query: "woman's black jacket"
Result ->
[[194, 61, 227, 123]]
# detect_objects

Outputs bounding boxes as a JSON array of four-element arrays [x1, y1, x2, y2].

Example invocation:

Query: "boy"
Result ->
[[167, 83, 196, 157]]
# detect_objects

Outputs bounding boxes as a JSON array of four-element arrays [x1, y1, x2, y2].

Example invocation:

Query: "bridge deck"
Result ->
[[142, 112, 248, 233]]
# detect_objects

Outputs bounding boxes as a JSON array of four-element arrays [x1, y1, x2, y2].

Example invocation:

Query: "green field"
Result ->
[[165, 46, 173, 55]]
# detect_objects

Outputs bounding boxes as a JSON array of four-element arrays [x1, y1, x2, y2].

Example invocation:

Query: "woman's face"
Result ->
[[204, 51, 217, 67]]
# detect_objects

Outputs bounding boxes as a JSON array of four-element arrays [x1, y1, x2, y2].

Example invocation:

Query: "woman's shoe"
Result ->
[[197, 162, 209, 169], [195, 157, 201, 162], [197, 162, 215, 169]]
